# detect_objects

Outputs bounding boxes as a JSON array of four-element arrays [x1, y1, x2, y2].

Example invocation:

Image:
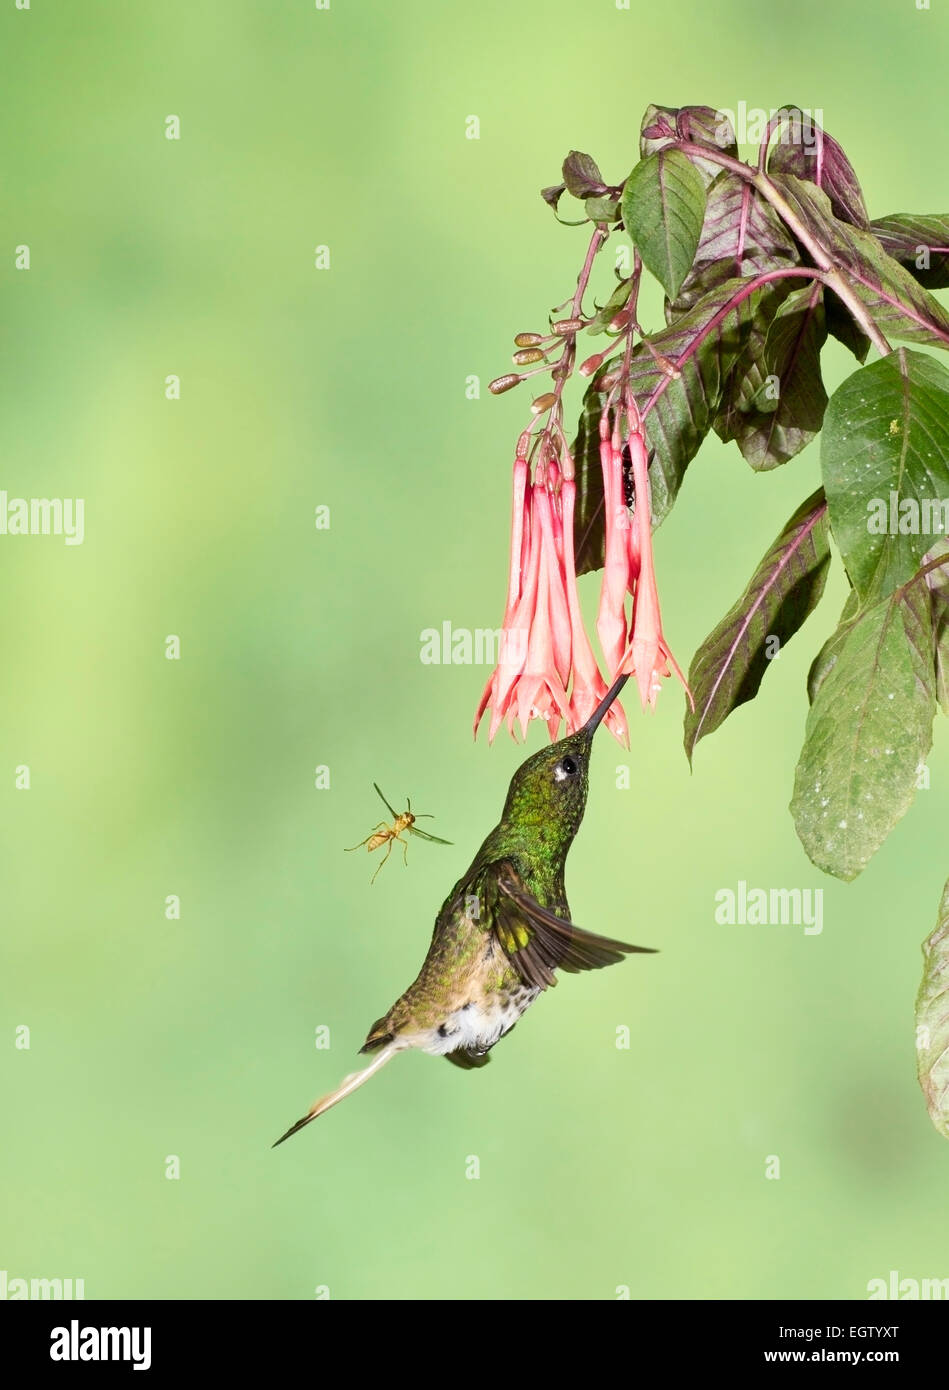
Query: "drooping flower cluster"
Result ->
[[474, 225, 692, 744], [474, 438, 629, 744], [474, 396, 690, 745]]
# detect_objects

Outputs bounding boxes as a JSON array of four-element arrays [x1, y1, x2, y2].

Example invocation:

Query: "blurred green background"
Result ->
[[3, 0, 949, 1301]]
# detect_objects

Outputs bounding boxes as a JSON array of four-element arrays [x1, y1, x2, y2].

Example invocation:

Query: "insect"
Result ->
[[346, 783, 452, 884]]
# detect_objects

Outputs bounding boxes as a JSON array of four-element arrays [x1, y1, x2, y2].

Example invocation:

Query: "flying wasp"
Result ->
[[346, 783, 452, 884]]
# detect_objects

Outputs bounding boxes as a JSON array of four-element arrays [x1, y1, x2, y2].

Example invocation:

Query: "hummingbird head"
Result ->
[[497, 674, 630, 854]]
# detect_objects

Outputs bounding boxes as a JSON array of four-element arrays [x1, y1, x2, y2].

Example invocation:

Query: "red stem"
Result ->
[[641, 266, 824, 419]]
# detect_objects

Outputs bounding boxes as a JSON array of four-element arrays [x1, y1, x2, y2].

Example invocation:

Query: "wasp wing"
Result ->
[[372, 783, 399, 818], [407, 826, 452, 844]]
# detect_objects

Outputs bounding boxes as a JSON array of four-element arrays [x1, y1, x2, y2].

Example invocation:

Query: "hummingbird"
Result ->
[[274, 672, 653, 1145]]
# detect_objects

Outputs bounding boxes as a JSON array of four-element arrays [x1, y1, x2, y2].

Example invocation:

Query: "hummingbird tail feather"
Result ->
[[272, 1041, 402, 1147]]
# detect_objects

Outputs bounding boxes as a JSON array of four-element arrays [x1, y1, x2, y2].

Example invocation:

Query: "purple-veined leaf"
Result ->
[[684, 488, 830, 761], [562, 150, 607, 199], [640, 104, 738, 187], [771, 175, 949, 349], [767, 108, 870, 229], [629, 278, 771, 523], [871, 214, 949, 290], [716, 282, 828, 470], [572, 376, 610, 577], [671, 171, 798, 315], [572, 277, 773, 575]]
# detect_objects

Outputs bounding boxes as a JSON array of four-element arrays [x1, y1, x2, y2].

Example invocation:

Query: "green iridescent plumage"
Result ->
[[274, 673, 654, 1145]]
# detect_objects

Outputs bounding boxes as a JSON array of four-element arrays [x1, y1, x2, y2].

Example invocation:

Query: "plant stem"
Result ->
[[672, 138, 893, 357], [750, 172, 892, 357], [641, 266, 824, 419], [540, 226, 607, 477]]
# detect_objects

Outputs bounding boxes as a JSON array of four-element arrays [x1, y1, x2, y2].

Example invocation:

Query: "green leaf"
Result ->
[[540, 183, 587, 226], [685, 488, 831, 761], [717, 283, 829, 470], [821, 348, 949, 601], [584, 193, 620, 224], [871, 214, 949, 290], [790, 580, 936, 880], [807, 587, 859, 704], [586, 279, 633, 337], [770, 176, 949, 350], [622, 150, 707, 301], [916, 875, 949, 1140]]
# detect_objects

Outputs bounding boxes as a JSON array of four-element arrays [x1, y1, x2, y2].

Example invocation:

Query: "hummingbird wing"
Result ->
[[492, 861, 656, 991]]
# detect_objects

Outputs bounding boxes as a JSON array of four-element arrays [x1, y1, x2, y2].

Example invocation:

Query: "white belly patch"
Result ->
[[421, 987, 540, 1057]]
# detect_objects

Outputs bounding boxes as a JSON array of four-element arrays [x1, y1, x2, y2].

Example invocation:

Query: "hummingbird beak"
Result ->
[[580, 672, 630, 738]]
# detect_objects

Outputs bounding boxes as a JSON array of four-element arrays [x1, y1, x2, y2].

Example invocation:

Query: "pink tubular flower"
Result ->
[[534, 481, 572, 696], [595, 415, 630, 679], [620, 422, 691, 711], [474, 393, 686, 743], [473, 454, 531, 740], [515, 495, 572, 740], [561, 477, 629, 745]]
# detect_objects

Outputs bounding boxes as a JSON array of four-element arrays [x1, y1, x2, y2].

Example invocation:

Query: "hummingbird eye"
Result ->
[[554, 755, 579, 781]]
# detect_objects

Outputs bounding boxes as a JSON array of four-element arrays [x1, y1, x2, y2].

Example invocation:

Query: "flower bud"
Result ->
[[516, 430, 533, 458], [489, 373, 522, 395], [530, 392, 557, 415], [578, 352, 605, 378], [512, 348, 545, 366], [551, 318, 584, 334], [514, 332, 544, 347]]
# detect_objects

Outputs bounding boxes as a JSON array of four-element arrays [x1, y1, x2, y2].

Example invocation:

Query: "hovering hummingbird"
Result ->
[[274, 672, 652, 1145]]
